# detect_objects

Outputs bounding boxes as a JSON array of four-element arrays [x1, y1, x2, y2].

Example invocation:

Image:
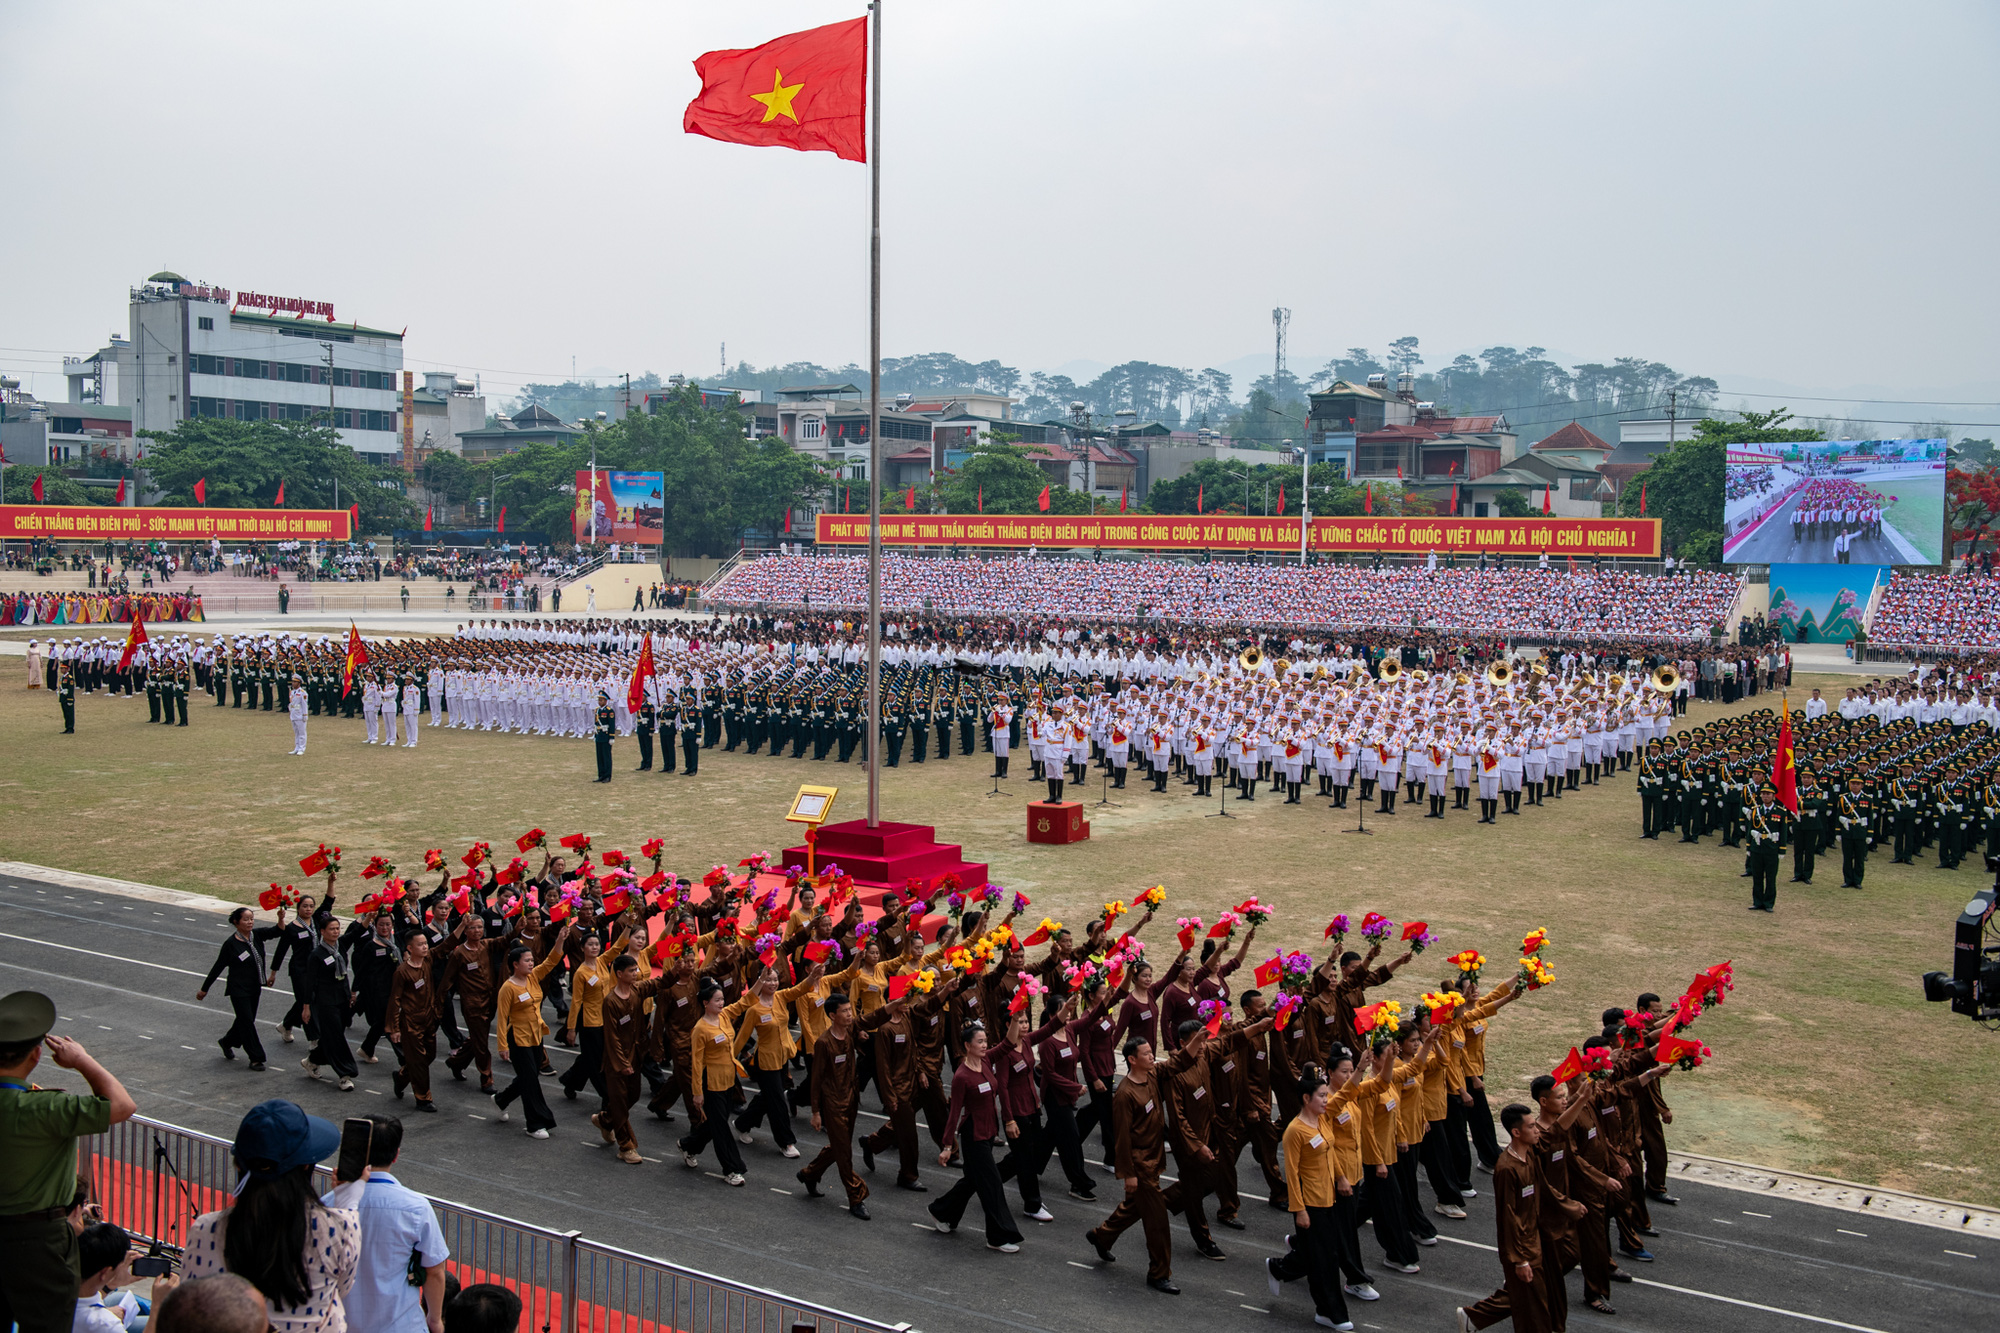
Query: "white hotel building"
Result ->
[[66, 272, 407, 465]]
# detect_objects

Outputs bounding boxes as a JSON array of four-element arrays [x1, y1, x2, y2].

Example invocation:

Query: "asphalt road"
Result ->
[[2, 870, 1991, 1333]]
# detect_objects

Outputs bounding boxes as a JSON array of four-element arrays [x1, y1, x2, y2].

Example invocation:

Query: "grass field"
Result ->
[[1882, 484, 1945, 565], [3, 672, 1994, 1204]]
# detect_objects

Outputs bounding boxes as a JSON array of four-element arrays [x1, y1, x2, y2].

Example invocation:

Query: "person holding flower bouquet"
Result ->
[[731, 958, 826, 1159]]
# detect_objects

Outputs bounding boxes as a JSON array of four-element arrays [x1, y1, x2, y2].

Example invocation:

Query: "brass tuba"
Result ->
[[1410, 667, 1431, 684], [1377, 657, 1403, 683], [1485, 660, 1514, 688], [1531, 659, 1550, 677], [1649, 664, 1681, 695], [1274, 657, 1292, 677], [1239, 645, 1264, 672]]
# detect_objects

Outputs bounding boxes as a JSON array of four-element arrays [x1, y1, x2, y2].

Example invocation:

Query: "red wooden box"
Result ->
[[1026, 800, 1089, 845]]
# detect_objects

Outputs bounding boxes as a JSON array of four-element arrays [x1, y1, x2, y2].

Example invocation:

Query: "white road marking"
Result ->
[[1944, 1249, 1976, 1258], [1743, 1210, 1772, 1218], [1239, 1305, 1268, 1313], [1067, 1261, 1092, 1269], [1837, 1228, 1866, 1237], [1631, 1277, 1897, 1333], [138, 1034, 152, 1040]]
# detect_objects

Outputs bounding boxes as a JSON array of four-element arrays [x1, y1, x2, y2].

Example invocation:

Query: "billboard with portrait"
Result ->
[[573, 471, 665, 546], [1724, 439, 1945, 566]]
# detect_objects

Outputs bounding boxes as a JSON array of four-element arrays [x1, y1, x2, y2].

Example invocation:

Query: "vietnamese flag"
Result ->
[[423, 506, 433, 532], [30, 473, 44, 503], [117, 612, 148, 670], [1638, 482, 1647, 516], [349, 502, 361, 532], [683, 18, 868, 163], [340, 622, 369, 697], [1037, 484, 1051, 512], [192, 477, 206, 505], [1541, 483, 1552, 514], [1364, 482, 1373, 514], [1119, 485, 1127, 514], [495, 505, 506, 533], [628, 633, 657, 713], [1772, 697, 1799, 811], [1276, 484, 1285, 515], [114, 477, 125, 505], [274, 478, 285, 506], [905, 485, 915, 511]]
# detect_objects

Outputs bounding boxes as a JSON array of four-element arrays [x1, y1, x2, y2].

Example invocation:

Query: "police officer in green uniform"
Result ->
[[957, 685, 977, 756], [1637, 740, 1666, 838], [745, 686, 767, 755], [882, 691, 906, 768], [593, 690, 615, 782], [1888, 763, 1921, 863], [231, 652, 248, 707], [1746, 782, 1788, 911], [680, 687, 701, 775], [657, 689, 679, 774], [1936, 771, 1967, 870], [723, 685, 744, 751], [1788, 769, 1824, 882], [837, 692, 860, 764], [57, 664, 77, 733], [174, 663, 191, 726], [1837, 775, 1873, 888], [144, 660, 162, 723], [702, 687, 721, 749], [0, 990, 135, 1333], [635, 690, 656, 771]]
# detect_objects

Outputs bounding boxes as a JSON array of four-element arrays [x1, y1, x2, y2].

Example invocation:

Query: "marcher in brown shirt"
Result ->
[[441, 914, 508, 1091], [1461, 1103, 1583, 1333], [596, 952, 664, 1163], [800, 987, 891, 1216], [1084, 1037, 1177, 1292], [385, 933, 442, 1109]]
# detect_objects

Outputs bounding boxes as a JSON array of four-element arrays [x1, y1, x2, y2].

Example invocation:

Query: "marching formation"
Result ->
[[193, 838, 1729, 1330]]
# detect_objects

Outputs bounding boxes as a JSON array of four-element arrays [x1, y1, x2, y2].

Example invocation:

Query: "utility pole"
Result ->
[[1667, 388, 1677, 447], [1272, 307, 1291, 389], [623, 372, 631, 418], [320, 343, 336, 432]]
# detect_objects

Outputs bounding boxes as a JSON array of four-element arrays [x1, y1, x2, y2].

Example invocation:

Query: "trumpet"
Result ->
[[1378, 658, 1403, 683], [1485, 660, 1514, 688], [1240, 645, 1264, 672], [1648, 664, 1681, 695]]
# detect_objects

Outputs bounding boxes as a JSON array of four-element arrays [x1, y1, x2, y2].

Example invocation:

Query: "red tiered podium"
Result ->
[[1026, 800, 1089, 845], [782, 820, 989, 921]]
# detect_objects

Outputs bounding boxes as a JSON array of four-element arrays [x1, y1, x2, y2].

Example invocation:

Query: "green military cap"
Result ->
[[0, 990, 58, 1044]]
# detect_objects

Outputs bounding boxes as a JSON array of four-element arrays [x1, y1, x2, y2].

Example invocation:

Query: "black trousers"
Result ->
[[1365, 1164, 1419, 1265], [223, 991, 266, 1063], [595, 735, 613, 780], [358, 990, 391, 1058], [681, 1091, 748, 1173], [1031, 1100, 1094, 1193], [931, 1133, 1025, 1245], [994, 1108, 1046, 1211], [735, 1065, 796, 1147], [1273, 1204, 1351, 1324], [307, 998, 357, 1078], [494, 1041, 557, 1131], [560, 1025, 608, 1100]]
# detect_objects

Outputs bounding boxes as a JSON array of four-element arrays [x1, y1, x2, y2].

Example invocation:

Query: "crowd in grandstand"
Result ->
[[712, 554, 1743, 644], [1870, 570, 2000, 649]]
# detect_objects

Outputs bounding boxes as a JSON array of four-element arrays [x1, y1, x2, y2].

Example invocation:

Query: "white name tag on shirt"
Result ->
[[1551, 1150, 1565, 1161], [1587, 1127, 1597, 1139], [617, 1015, 631, 1025], [1254, 1051, 1266, 1061], [895, 1033, 907, 1043], [1013, 1061, 1028, 1072], [977, 1082, 991, 1093], [1222, 1061, 1235, 1073], [1100, 1020, 1113, 1030], [1336, 1111, 1351, 1124], [238, 950, 251, 962], [467, 962, 479, 971], [414, 979, 425, 989], [1520, 1185, 1535, 1197], [1140, 1009, 1153, 1020], [834, 1054, 847, 1064], [1309, 1134, 1324, 1148], [1059, 1047, 1072, 1058], [1193, 1086, 1205, 1100], [1383, 1098, 1397, 1112], [1144, 1100, 1155, 1113], [1472, 1023, 1485, 1034], [711, 1033, 726, 1043], [586, 976, 599, 987], [677, 997, 689, 1006]]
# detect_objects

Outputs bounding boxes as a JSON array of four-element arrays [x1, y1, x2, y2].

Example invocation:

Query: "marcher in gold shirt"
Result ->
[[731, 960, 825, 1158], [492, 917, 574, 1138], [559, 925, 631, 1105], [676, 977, 757, 1184]]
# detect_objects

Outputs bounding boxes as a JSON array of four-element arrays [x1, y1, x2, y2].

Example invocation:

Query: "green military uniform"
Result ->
[[593, 694, 615, 782], [1790, 774, 1826, 883], [1746, 786, 1789, 910], [680, 690, 701, 775], [1837, 782, 1873, 888], [57, 667, 76, 733], [636, 697, 656, 770]]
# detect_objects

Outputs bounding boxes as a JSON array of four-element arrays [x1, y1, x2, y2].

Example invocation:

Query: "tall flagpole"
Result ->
[[865, 0, 884, 828]]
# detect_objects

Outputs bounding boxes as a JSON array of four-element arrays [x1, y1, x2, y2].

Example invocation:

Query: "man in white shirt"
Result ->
[[1803, 688, 1828, 719]]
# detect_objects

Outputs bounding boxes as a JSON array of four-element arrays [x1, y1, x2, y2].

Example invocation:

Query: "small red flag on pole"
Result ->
[[193, 478, 206, 505], [423, 507, 433, 532], [1364, 482, 1373, 515], [114, 477, 125, 505], [1119, 485, 1127, 514], [1036, 484, 1051, 512], [904, 485, 915, 511], [274, 478, 285, 506], [977, 484, 983, 513], [1196, 483, 1204, 514], [495, 506, 505, 533], [31, 473, 44, 503], [1276, 484, 1285, 515], [1541, 483, 1552, 514], [1639, 483, 1647, 516]]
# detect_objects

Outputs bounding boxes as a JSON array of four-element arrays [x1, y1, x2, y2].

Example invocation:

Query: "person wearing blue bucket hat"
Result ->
[[182, 1100, 365, 1332]]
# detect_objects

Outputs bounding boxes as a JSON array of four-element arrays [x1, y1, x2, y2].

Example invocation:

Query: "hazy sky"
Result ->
[[5, 0, 1997, 418]]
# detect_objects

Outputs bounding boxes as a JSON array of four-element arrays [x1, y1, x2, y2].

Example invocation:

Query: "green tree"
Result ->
[[8, 466, 106, 506], [1492, 487, 1533, 517], [138, 417, 415, 531], [935, 437, 1052, 514]]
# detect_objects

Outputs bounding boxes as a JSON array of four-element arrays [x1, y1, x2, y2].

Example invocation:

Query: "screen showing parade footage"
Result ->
[[1723, 438, 1945, 566]]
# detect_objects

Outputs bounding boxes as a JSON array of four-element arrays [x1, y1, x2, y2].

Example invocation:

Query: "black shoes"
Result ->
[[850, 1202, 870, 1220], [1148, 1278, 1180, 1295], [1087, 1231, 1117, 1263]]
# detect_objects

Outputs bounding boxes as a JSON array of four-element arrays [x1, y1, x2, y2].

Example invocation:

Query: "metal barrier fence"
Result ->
[[85, 1114, 910, 1333]]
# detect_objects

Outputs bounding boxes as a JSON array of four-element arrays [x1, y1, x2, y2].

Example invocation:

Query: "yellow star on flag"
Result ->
[[750, 68, 803, 123]]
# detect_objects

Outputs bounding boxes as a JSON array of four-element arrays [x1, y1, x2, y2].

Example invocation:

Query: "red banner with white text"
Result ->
[[0, 505, 353, 542], [814, 513, 1661, 557]]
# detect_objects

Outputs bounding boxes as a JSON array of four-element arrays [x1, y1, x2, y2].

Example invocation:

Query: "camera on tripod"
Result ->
[[1922, 873, 2000, 1020]]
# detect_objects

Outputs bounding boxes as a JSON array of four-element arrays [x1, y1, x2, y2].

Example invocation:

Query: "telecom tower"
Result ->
[[1272, 307, 1291, 386]]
